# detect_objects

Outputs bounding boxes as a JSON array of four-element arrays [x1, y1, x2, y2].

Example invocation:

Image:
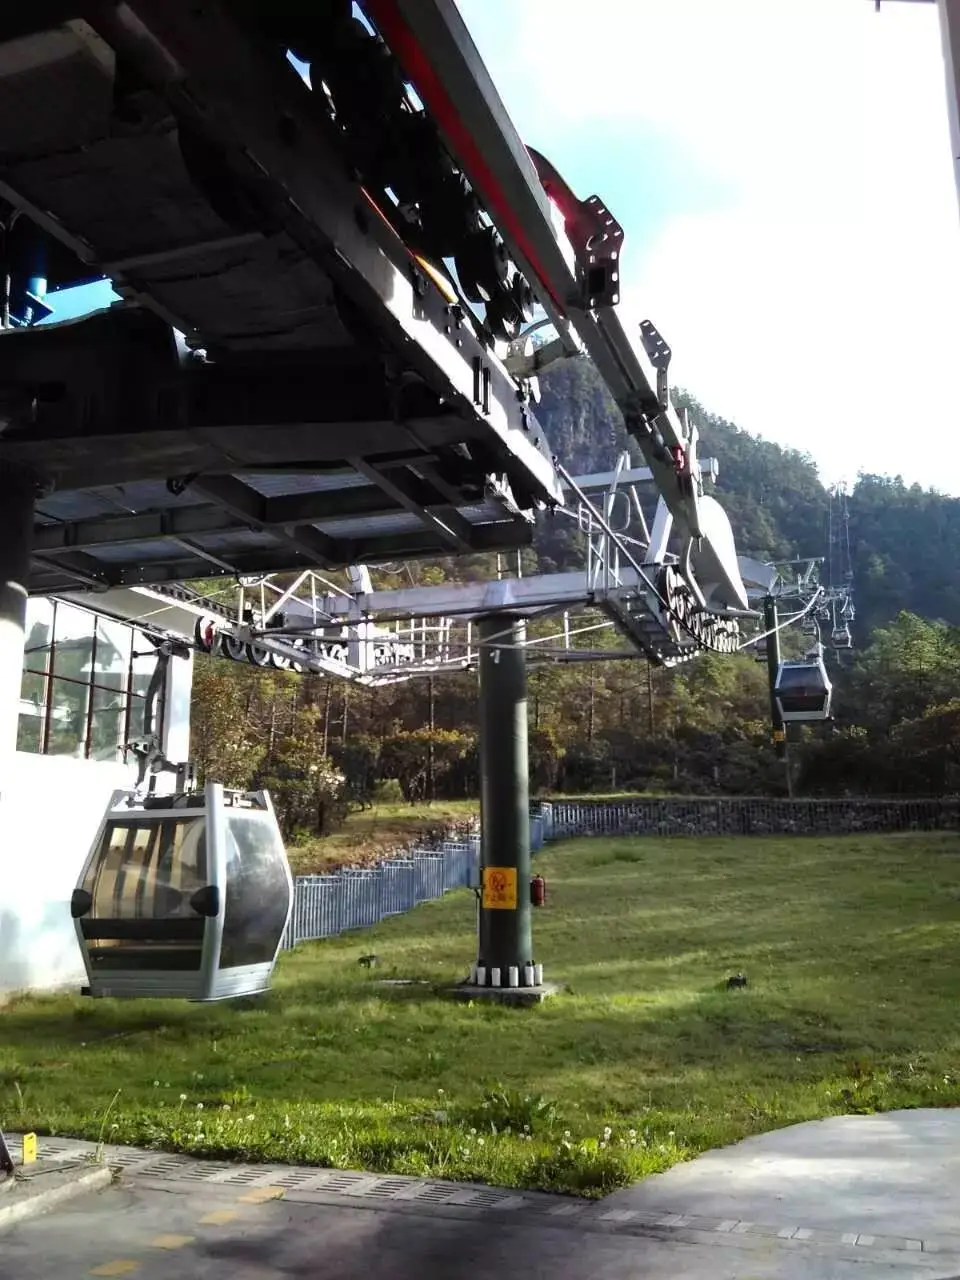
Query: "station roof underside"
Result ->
[[0, 4, 563, 595]]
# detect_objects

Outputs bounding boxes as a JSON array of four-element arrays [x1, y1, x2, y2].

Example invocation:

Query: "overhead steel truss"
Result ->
[[63, 457, 758, 688]]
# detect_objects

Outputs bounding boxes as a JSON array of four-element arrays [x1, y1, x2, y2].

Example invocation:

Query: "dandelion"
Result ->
[[222, 1104, 231, 1112], [523, 1124, 529, 1133], [153, 1080, 160, 1088], [628, 1129, 636, 1139], [196, 1102, 204, 1110], [469, 1127, 477, 1136], [603, 1126, 612, 1140], [563, 1130, 571, 1139], [477, 1137, 485, 1146], [667, 1130, 675, 1138], [437, 1088, 445, 1096], [599, 1141, 607, 1150], [180, 1094, 187, 1102], [246, 1114, 255, 1122]]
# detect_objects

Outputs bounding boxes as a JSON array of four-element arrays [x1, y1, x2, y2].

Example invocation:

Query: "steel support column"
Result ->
[[474, 612, 537, 987], [0, 463, 34, 793], [764, 596, 786, 761]]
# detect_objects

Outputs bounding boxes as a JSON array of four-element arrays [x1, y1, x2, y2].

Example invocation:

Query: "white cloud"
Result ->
[[457, 0, 960, 492]]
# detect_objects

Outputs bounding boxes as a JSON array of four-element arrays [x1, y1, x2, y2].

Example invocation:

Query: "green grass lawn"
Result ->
[[4, 832, 960, 1196]]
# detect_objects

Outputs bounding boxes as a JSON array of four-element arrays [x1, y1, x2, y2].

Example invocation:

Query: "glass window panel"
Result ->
[[46, 676, 90, 757], [19, 668, 46, 716], [16, 708, 43, 753], [127, 694, 148, 742], [93, 616, 131, 693], [23, 597, 54, 674], [127, 632, 160, 741], [52, 602, 96, 683], [130, 632, 157, 699], [80, 818, 208, 972], [89, 706, 125, 762], [92, 681, 126, 714], [220, 814, 290, 970]]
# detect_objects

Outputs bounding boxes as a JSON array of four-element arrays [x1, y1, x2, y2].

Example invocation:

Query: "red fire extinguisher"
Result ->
[[530, 874, 546, 908]]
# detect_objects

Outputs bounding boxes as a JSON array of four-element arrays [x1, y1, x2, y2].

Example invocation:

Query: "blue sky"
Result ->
[[44, 1, 960, 494], [458, 0, 960, 495]]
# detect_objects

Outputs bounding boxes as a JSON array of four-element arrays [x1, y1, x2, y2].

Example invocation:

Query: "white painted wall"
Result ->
[[0, 648, 194, 999], [0, 752, 135, 997]]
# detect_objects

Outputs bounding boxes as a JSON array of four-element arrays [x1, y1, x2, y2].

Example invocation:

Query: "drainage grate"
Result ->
[[464, 1189, 512, 1208], [180, 1163, 236, 1182], [415, 1184, 455, 1204], [107, 1151, 154, 1169], [367, 1178, 415, 1199], [218, 1168, 267, 1184], [139, 1157, 193, 1177], [270, 1169, 324, 1190], [324, 1174, 370, 1193]]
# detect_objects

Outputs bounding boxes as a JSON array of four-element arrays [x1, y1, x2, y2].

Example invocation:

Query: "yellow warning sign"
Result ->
[[773, 729, 786, 742], [482, 866, 517, 910], [21, 1132, 37, 1165]]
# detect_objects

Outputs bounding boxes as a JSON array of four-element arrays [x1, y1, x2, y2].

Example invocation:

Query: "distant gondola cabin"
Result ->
[[774, 654, 833, 723]]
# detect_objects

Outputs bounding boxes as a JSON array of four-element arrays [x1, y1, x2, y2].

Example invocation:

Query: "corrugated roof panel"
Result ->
[[90, 539, 189, 564], [191, 529, 279, 552], [244, 470, 369, 497], [314, 512, 423, 538]]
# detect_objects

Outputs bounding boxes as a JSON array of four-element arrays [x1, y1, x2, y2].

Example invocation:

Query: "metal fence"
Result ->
[[282, 813, 552, 950], [282, 796, 958, 949], [541, 796, 960, 839]]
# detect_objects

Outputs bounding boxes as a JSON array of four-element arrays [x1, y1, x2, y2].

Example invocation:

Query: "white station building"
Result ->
[[1, 583, 193, 998]]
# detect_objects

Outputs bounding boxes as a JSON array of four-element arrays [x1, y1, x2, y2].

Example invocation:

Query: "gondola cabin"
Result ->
[[831, 624, 852, 648], [774, 653, 833, 723], [71, 784, 293, 1001]]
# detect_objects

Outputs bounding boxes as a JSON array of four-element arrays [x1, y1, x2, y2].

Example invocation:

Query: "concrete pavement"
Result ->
[[3, 1111, 960, 1278]]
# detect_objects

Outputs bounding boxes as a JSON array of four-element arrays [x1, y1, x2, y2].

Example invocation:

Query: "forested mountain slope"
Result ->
[[188, 359, 960, 824], [536, 358, 960, 634]]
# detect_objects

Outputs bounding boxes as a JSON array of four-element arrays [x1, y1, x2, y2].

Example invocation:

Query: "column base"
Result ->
[[448, 980, 562, 1008], [470, 960, 544, 989]]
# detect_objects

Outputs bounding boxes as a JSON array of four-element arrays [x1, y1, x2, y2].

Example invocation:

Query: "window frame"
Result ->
[[18, 598, 162, 762]]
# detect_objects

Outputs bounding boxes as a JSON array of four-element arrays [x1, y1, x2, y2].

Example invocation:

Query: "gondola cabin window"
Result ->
[[77, 818, 208, 972], [220, 814, 292, 969]]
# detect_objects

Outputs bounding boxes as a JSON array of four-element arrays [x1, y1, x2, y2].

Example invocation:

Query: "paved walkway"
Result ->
[[3, 1111, 960, 1278]]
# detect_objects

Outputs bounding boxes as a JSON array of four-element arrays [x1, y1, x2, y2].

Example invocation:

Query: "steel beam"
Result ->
[[308, 566, 646, 622], [188, 475, 340, 568], [349, 457, 474, 552], [764, 596, 786, 759], [562, 461, 716, 491], [363, 0, 703, 526]]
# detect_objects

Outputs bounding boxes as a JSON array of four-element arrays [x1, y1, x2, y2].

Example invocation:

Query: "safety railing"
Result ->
[[282, 831, 480, 949]]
